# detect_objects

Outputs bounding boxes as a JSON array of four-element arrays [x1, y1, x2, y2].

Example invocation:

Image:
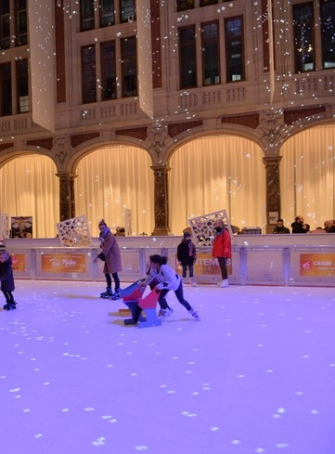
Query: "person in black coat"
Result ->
[[177, 232, 197, 286], [0, 251, 16, 310], [291, 215, 310, 233]]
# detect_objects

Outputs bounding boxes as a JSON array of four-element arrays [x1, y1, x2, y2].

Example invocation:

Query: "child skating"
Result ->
[[142, 254, 200, 320], [177, 232, 197, 286]]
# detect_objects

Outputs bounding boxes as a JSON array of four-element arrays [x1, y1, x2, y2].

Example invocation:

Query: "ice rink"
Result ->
[[1, 279, 334, 454]]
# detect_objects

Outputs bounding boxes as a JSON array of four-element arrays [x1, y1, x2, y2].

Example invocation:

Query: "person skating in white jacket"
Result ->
[[142, 254, 200, 320]]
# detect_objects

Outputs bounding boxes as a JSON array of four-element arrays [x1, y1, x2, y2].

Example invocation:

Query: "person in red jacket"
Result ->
[[212, 220, 232, 288]]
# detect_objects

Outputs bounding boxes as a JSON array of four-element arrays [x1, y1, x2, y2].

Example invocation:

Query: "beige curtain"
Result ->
[[280, 125, 335, 230], [0, 154, 59, 238], [169, 135, 266, 234], [75, 145, 154, 237]]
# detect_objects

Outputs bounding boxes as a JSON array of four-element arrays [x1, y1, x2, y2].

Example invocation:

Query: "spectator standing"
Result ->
[[273, 219, 290, 234], [212, 220, 232, 288], [177, 232, 197, 286]]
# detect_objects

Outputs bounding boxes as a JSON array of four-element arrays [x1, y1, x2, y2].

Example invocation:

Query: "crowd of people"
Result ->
[[273, 216, 335, 234]]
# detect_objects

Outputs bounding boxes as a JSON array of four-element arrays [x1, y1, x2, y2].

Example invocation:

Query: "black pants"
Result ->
[[218, 257, 228, 280], [158, 281, 191, 311], [2, 290, 14, 303], [105, 273, 120, 291], [182, 264, 194, 278]]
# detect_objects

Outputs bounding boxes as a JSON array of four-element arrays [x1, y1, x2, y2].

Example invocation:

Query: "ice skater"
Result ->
[[94, 219, 122, 300], [177, 232, 197, 286], [142, 254, 199, 320], [0, 251, 17, 310]]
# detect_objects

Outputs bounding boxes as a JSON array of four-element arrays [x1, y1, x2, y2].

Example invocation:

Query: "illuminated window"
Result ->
[[293, 3, 314, 72]]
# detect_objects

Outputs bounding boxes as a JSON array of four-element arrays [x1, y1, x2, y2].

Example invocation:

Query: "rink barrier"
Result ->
[[3, 237, 335, 287]]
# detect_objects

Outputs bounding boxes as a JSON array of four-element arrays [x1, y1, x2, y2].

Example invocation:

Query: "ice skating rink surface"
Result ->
[[1, 279, 334, 454]]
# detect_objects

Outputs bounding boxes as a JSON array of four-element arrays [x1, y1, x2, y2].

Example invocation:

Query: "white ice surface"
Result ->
[[0, 280, 335, 454]]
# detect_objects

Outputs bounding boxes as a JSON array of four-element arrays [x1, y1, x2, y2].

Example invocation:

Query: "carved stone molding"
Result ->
[[147, 121, 170, 160], [52, 135, 73, 166], [258, 109, 285, 154]]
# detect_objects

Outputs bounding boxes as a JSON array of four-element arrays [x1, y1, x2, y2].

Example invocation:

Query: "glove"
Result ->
[[155, 283, 164, 291]]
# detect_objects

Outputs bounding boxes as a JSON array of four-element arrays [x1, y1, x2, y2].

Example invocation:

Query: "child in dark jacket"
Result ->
[[0, 251, 16, 310], [177, 232, 197, 287]]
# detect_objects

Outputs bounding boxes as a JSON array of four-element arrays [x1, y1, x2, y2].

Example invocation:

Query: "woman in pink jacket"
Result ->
[[95, 219, 122, 300], [212, 220, 232, 288]]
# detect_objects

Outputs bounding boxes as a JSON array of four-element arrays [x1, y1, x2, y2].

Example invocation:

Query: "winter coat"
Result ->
[[0, 256, 15, 292], [146, 264, 181, 291], [177, 240, 197, 265], [99, 230, 122, 274], [212, 228, 232, 259]]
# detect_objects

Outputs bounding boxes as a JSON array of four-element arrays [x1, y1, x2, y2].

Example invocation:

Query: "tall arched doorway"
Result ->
[[74, 145, 154, 237], [280, 124, 335, 230], [169, 135, 266, 234], [0, 154, 59, 238]]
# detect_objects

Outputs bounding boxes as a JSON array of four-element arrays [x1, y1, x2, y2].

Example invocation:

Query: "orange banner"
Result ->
[[175, 253, 231, 276], [300, 253, 335, 276], [41, 253, 87, 273], [12, 254, 26, 272]]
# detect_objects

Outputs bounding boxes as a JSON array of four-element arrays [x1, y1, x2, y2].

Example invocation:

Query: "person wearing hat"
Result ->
[[94, 219, 122, 300], [177, 232, 197, 287]]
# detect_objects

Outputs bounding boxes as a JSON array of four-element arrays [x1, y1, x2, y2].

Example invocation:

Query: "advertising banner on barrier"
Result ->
[[12, 254, 26, 272], [175, 253, 232, 276], [300, 253, 335, 276], [41, 253, 87, 273]]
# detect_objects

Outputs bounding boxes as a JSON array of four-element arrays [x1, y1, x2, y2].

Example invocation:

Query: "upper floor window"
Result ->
[[120, 0, 135, 23], [17, 58, 29, 112], [179, 26, 197, 89], [16, 0, 27, 45], [81, 45, 96, 103], [80, 0, 95, 31], [121, 36, 137, 97], [100, 0, 115, 27], [0, 0, 10, 49], [0, 62, 12, 116], [176, 0, 194, 11], [320, 0, 335, 69], [202, 21, 220, 85], [293, 3, 314, 72], [0, 0, 27, 48], [101, 41, 117, 100], [200, 0, 217, 6], [225, 16, 244, 82]]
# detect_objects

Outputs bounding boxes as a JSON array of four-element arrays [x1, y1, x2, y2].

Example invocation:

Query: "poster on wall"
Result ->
[[11, 216, 33, 238]]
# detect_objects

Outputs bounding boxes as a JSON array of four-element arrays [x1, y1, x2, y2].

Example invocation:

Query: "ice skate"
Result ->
[[3, 301, 16, 311], [219, 279, 229, 288], [190, 277, 197, 287], [110, 290, 121, 300], [100, 287, 112, 298], [158, 307, 173, 320], [188, 307, 200, 320]]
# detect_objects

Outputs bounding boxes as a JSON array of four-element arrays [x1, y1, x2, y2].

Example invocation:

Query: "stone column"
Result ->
[[262, 156, 282, 233], [151, 165, 170, 236], [57, 172, 76, 222]]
